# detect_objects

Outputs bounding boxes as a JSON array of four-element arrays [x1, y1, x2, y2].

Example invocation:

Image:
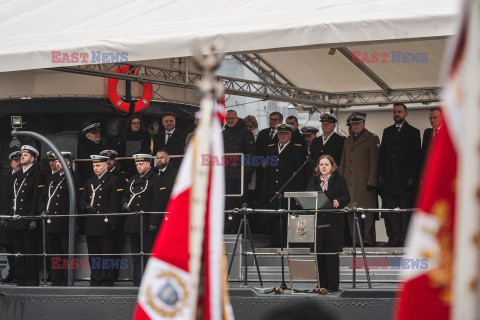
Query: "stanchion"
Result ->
[[140, 212, 144, 277], [351, 203, 372, 289], [227, 205, 263, 287], [42, 215, 47, 286]]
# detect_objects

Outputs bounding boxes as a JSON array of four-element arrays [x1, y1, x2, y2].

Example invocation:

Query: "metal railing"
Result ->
[[0, 206, 413, 288]]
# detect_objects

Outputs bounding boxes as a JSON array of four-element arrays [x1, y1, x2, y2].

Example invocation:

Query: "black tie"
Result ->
[[397, 126, 401, 133], [166, 132, 172, 144], [269, 130, 274, 141]]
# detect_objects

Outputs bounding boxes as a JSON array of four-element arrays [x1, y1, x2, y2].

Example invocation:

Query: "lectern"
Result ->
[[284, 191, 332, 293]]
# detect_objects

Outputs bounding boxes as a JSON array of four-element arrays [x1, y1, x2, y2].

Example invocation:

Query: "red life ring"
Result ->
[[107, 65, 153, 113]]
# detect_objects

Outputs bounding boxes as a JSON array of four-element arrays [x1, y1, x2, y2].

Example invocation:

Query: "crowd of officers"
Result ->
[[0, 105, 442, 287], [0, 133, 176, 286]]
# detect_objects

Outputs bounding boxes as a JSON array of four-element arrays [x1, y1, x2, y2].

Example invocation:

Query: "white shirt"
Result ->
[[97, 170, 107, 180], [269, 129, 277, 140], [278, 141, 290, 154], [22, 163, 33, 173], [165, 128, 176, 144], [322, 132, 333, 145]]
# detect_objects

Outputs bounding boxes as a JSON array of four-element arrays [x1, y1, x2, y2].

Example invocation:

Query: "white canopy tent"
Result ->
[[0, 0, 461, 104]]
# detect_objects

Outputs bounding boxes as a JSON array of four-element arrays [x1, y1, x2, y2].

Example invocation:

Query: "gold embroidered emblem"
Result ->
[[145, 270, 188, 317], [297, 219, 307, 235]]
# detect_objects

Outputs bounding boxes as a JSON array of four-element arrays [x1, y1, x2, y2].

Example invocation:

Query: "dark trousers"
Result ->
[[316, 254, 340, 291], [262, 197, 289, 248], [383, 194, 413, 246], [46, 233, 69, 286], [128, 232, 154, 286], [347, 212, 375, 246], [86, 235, 116, 286], [11, 229, 39, 286], [111, 229, 124, 281]]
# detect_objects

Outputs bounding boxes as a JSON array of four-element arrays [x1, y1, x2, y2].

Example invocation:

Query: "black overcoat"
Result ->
[[307, 171, 350, 252]]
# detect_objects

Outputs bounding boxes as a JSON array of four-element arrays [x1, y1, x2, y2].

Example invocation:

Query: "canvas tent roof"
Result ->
[[0, 0, 461, 99]]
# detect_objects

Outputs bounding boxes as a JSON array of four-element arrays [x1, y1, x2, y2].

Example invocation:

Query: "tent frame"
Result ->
[[50, 62, 440, 107]]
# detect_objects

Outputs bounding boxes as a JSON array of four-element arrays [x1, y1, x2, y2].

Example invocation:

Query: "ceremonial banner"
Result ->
[[133, 92, 233, 320], [396, 0, 480, 319]]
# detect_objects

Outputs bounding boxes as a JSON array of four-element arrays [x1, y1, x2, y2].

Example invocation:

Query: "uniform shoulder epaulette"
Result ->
[[294, 143, 302, 147], [267, 143, 275, 147]]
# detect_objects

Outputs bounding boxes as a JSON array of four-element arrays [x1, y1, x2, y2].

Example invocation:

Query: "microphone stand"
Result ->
[[269, 155, 313, 291]]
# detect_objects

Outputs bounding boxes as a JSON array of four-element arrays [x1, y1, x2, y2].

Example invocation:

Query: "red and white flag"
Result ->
[[396, 0, 480, 319], [133, 94, 233, 320]]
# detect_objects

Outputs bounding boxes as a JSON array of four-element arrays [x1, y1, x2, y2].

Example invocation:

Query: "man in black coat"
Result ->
[[77, 123, 107, 179], [79, 155, 124, 286], [301, 126, 319, 188], [45, 151, 59, 185], [151, 149, 177, 230], [100, 149, 128, 282], [255, 111, 283, 207], [310, 113, 345, 167], [264, 124, 307, 246], [223, 110, 256, 233], [121, 154, 156, 286], [152, 112, 186, 169], [38, 152, 82, 286], [421, 107, 443, 170], [0, 151, 22, 283], [286, 116, 307, 146], [378, 103, 421, 247], [7, 145, 45, 286], [100, 149, 128, 181]]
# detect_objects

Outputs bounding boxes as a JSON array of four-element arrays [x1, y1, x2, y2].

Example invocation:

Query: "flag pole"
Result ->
[[190, 43, 225, 320]]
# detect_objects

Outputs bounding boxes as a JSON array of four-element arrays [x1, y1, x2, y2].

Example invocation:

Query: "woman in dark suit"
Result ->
[[307, 155, 350, 292]]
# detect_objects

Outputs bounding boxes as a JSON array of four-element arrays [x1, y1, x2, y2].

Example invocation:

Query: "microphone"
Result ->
[[306, 156, 314, 164]]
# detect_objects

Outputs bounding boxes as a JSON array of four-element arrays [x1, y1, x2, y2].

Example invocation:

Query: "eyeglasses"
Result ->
[[131, 121, 141, 125], [269, 118, 280, 122], [429, 117, 438, 120]]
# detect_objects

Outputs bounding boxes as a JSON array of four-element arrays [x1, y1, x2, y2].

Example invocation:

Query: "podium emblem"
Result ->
[[297, 219, 307, 235]]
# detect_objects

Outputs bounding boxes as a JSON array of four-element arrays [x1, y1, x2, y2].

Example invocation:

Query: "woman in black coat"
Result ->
[[124, 116, 151, 154], [307, 155, 350, 292]]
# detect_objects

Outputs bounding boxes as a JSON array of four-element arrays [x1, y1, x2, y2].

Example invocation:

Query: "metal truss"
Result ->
[[232, 53, 297, 87], [49, 63, 440, 107]]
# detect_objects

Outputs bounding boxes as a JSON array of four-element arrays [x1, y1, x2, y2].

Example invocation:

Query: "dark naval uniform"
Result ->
[[121, 168, 155, 286], [151, 166, 177, 227], [7, 164, 45, 286], [39, 171, 82, 286], [264, 142, 307, 205], [79, 170, 123, 286], [264, 129, 307, 246], [310, 132, 345, 167], [0, 169, 18, 283]]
